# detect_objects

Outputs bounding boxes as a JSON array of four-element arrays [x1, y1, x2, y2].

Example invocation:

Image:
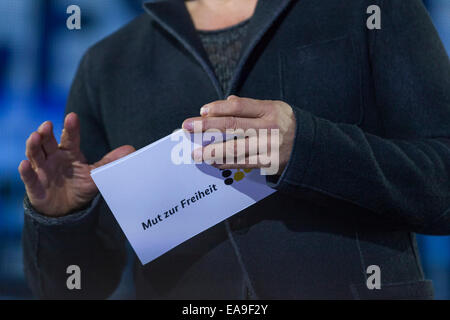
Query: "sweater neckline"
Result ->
[[196, 17, 252, 35]]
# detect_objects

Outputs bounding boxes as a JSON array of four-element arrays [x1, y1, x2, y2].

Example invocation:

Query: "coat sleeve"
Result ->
[[22, 50, 127, 299], [272, 0, 450, 235]]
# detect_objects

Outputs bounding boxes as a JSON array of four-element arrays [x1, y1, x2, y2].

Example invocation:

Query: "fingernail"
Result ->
[[38, 121, 47, 131], [183, 120, 193, 131], [200, 106, 209, 116], [193, 148, 203, 162]]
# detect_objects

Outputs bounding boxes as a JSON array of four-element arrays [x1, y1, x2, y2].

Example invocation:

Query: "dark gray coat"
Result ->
[[23, 0, 450, 299]]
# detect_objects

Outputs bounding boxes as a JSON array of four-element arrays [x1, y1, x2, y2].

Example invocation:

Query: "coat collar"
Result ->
[[143, 0, 293, 98]]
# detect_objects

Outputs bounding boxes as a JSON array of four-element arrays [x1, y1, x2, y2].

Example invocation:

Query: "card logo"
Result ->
[[221, 169, 253, 185]]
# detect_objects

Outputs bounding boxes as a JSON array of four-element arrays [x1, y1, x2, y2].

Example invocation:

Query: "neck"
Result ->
[[186, 0, 257, 31]]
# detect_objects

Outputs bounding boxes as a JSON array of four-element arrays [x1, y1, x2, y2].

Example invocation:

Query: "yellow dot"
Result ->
[[243, 169, 252, 173], [234, 171, 245, 181]]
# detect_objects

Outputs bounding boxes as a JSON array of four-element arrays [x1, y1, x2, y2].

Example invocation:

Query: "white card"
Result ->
[[91, 130, 276, 265]]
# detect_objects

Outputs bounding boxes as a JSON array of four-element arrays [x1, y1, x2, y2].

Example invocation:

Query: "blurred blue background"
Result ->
[[0, 0, 449, 299]]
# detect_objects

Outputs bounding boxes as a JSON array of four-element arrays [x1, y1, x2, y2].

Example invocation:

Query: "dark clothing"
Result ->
[[23, 0, 450, 299], [198, 18, 251, 93]]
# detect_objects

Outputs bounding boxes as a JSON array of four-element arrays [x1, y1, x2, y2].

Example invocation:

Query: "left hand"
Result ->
[[182, 95, 296, 175]]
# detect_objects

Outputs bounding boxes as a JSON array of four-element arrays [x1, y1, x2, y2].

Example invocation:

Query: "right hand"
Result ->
[[18, 112, 135, 217]]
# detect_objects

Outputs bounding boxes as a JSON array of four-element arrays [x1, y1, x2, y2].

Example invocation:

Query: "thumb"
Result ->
[[92, 145, 135, 169]]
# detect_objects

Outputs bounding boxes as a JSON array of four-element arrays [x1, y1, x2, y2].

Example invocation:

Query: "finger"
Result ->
[[18, 160, 38, 187], [225, 137, 259, 164], [92, 145, 135, 169], [195, 137, 259, 164], [19, 160, 46, 200], [183, 116, 271, 133], [214, 155, 271, 170], [37, 121, 58, 156], [25, 132, 45, 167], [200, 95, 269, 118], [60, 112, 80, 151]]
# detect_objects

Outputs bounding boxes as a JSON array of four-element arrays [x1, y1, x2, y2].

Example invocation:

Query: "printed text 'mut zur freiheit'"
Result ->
[[141, 184, 218, 230]]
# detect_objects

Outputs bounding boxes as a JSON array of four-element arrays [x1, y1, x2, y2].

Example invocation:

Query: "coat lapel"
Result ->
[[143, 0, 294, 98], [143, 0, 222, 96], [227, 0, 293, 95]]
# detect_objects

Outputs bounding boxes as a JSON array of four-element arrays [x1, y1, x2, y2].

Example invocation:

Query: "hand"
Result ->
[[18, 113, 135, 217], [182, 95, 296, 175]]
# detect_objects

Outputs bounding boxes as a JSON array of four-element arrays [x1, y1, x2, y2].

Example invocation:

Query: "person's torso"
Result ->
[[88, 0, 432, 299]]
